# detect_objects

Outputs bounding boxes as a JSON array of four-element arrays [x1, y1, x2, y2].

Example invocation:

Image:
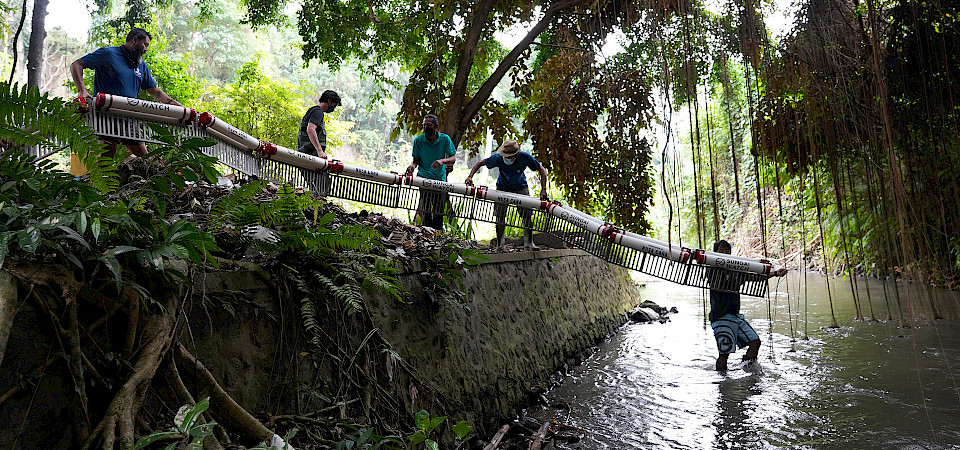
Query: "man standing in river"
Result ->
[[709, 240, 787, 371]]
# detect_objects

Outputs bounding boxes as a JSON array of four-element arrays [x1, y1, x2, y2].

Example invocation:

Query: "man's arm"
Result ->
[[145, 86, 181, 106], [70, 59, 89, 99], [463, 158, 488, 185], [306, 122, 327, 159], [430, 154, 457, 170], [405, 157, 420, 176], [537, 163, 549, 200]]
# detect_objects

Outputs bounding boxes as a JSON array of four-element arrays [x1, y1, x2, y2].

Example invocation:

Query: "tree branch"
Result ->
[[454, 0, 590, 144], [444, 0, 497, 135], [175, 343, 276, 446]]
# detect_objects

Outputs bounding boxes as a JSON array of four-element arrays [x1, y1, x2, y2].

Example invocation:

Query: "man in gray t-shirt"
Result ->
[[297, 90, 340, 196], [298, 90, 340, 158]]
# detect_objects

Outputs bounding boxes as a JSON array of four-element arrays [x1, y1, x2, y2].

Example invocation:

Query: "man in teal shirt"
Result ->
[[405, 114, 457, 230]]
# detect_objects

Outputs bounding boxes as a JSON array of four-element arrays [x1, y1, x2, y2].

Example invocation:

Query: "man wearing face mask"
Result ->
[[70, 27, 181, 158], [297, 90, 341, 196], [405, 114, 457, 231], [464, 139, 549, 250]]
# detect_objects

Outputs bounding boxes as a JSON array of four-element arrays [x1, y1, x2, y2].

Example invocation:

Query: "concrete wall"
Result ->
[[188, 248, 639, 431], [365, 249, 639, 429]]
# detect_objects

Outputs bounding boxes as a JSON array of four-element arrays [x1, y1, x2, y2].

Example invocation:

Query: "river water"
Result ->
[[528, 273, 960, 449]]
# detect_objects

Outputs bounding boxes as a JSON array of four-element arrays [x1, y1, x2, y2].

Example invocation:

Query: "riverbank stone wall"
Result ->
[[186, 248, 639, 434], [366, 248, 639, 429]]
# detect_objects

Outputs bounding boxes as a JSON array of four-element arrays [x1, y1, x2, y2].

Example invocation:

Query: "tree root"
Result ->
[[163, 356, 225, 450], [84, 293, 176, 450], [175, 343, 277, 446], [0, 271, 18, 368]]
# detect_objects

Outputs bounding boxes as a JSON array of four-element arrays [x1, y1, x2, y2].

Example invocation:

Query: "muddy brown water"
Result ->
[[527, 273, 960, 449]]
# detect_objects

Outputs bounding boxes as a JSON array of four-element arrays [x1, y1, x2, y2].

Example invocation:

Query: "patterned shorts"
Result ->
[[711, 314, 759, 355]]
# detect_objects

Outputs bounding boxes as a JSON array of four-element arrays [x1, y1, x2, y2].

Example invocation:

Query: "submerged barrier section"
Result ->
[[59, 94, 773, 297]]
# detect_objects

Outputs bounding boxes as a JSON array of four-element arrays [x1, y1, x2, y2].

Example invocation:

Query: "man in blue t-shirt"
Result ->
[[70, 27, 181, 158], [405, 114, 457, 231], [464, 139, 549, 250]]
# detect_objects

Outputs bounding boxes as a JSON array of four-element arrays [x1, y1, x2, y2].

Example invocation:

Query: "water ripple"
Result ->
[[525, 278, 960, 449]]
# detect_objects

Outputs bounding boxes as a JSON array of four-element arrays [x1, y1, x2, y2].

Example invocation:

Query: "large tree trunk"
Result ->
[[27, 0, 49, 88]]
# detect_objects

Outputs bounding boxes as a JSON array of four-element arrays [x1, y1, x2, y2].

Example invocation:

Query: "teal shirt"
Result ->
[[412, 132, 456, 181]]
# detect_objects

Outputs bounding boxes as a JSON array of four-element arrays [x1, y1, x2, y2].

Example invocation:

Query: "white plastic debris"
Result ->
[[270, 434, 295, 450]]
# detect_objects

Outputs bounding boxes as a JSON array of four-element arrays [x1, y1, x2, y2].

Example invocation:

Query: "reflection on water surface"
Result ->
[[528, 273, 960, 449]]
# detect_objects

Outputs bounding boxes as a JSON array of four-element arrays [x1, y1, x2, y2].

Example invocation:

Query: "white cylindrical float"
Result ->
[[96, 93, 196, 124], [558, 203, 676, 247], [261, 144, 332, 172], [694, 249, 771, 275], [95, 107, 188, 125], [609, 232, 691, 263], [547, 203, 615, 237], [340, 163, 405, 185], [404, 176, 459, 195], [476, 187, 543, 210], [198, 112, 262, 152]]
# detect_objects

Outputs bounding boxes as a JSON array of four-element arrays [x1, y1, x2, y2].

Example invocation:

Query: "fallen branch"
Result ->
[[483, 424, 510, 450], [163, 358, 224, 449], [529, 422, 550, 450]]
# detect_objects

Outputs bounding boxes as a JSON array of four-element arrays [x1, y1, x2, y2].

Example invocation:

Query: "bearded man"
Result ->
[[70, 27, 181, 157]]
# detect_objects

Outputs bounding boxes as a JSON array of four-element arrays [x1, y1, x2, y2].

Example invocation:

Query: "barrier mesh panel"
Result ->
[[79, 111, 769, 298]]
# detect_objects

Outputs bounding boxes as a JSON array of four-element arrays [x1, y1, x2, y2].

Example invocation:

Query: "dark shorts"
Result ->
[[418, 189, 450, 217], [711, 314, 759, 355]]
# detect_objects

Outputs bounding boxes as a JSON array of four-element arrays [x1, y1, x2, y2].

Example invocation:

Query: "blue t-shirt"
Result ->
[[485, 151, 541, 190], [412, 132, 456, 181], [80, 46, 157, 99]]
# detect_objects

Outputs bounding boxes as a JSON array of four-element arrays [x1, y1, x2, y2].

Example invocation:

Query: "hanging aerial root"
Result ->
[[174, 343, 276, 446]]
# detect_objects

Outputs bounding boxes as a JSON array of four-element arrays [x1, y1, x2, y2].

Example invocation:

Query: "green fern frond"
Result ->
[[313, 270, 363, 314], [210, 180, 269, 231], [300, 296, 321, 347], [0, 82, 117, 193]]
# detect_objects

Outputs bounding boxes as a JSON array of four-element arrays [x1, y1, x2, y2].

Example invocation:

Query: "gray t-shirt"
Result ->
[[297, 106, 326, 155]]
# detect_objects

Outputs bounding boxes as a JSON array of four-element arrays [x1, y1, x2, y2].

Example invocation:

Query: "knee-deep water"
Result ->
[[527, 273, 960, 449]]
